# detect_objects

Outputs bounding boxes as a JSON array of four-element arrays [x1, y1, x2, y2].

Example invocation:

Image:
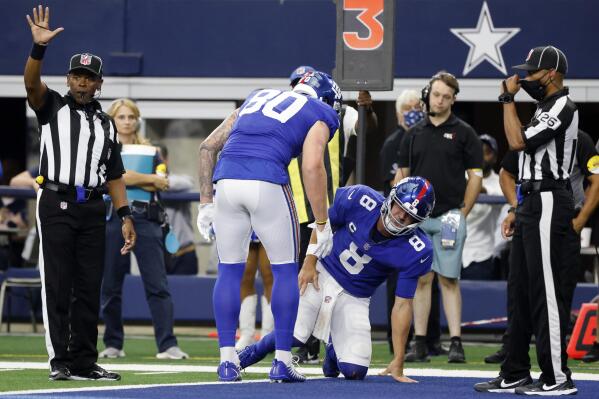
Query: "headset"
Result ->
[[421, 71, 460, 116]]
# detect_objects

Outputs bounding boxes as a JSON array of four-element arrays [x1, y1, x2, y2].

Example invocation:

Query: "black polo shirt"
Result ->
[[379, 125, 407, 196], [398, 114, 482, 217]]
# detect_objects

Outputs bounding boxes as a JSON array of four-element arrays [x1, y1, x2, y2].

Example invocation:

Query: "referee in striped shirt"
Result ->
[[476, 46, 579, 395], [24, 6, 136, 381]]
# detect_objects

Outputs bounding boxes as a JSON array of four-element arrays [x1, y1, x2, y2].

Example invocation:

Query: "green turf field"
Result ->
[[0, 334, 597, 393]]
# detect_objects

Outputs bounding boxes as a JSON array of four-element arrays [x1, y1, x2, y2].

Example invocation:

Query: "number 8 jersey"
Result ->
[[213, 89, 340, 184], [321, 185, 433, 299]]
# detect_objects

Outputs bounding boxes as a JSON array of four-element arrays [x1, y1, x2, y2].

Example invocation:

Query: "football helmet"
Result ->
[[289, 65, 315, 87], [292, 71, 343, 115], [381, 176, 435, 236]]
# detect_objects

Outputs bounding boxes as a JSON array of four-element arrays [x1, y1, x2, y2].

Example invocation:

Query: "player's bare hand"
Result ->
[[298, 259, 319, 295], [379, 359, 418, 383], [26, 5, 64, 45], [502, 212, 516, 238]]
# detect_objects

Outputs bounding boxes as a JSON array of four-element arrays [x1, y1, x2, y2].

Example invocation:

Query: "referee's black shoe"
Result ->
[[474, 375, 533, 393], [49, 365, 72, 381], [514, 379, 577, 396], [70, 364, 121, 381], [484, 346, 507, 364]]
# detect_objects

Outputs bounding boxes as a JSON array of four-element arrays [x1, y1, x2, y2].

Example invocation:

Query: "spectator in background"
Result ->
[[461, 134, 503, 280], [158, 144, 199, 275], [100, 99, 188, 360], [381, 89, 443, 356], [8, 167, 41, 267], [395, 72, 483, 364], [380, 89, 423, 196]]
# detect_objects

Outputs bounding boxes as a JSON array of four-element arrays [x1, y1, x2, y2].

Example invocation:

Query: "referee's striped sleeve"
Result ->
[[522, 96, 574, 153]]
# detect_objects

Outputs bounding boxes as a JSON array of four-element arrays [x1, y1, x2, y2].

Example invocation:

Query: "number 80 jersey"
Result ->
[[213, 89, 340, 185], [321, 185, 433, 299]]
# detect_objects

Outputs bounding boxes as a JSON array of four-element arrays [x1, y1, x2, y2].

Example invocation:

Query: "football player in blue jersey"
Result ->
[[238, 177, 435, 382], [197, 71, 342, 382]]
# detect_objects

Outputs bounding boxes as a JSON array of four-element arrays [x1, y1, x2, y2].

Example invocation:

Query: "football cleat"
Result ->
[[217, 361, 241, 382], [238, 344, 264, 369], [269, 359, 306, 383]]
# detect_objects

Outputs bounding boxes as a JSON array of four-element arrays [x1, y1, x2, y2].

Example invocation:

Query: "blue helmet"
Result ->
[[292, 71, 343, 115], [289, 65, 316, 87], [380, 176, 435, 236]]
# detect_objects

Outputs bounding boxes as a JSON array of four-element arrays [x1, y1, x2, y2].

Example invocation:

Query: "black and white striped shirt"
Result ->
[[518, 88, 578, 181], [33, 89, 124, 188]]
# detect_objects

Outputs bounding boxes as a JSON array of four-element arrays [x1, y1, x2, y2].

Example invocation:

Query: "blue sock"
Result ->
[[270, 262, 299, 351], [254, 332, 304, 358], [213, 262, 245, 348]]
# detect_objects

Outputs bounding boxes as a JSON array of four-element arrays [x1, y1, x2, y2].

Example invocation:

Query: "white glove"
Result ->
[[197, 203, 215, 241], [308, 219, 333, 258]]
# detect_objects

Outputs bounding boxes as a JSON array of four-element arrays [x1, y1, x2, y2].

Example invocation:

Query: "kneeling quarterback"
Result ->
[[238, 177, 435, 382]]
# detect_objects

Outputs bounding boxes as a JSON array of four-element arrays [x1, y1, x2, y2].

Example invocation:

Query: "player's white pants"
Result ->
[[294, 263, 372, 367], [214, 179, 299, 264]]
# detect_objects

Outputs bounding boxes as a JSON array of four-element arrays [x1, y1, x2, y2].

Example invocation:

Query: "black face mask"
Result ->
[[520, 72, 549, 101]]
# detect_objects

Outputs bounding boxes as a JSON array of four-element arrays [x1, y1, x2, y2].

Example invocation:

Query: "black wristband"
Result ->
[[498, 80, 515, 104], [30, 43, 47, 61], [117, 205, 132, 221], [507, 206, 516, 214]]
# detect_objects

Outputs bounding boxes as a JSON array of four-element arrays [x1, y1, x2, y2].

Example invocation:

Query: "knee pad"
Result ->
[[338, 362, 368, 380]]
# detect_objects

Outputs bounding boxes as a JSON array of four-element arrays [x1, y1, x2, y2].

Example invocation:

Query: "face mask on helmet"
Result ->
[[380, 177, 435, 236], [292, 71, 343, 115]]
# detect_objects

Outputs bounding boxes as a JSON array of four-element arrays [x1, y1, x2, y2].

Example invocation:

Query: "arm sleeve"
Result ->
[[105, 122, 125, 181], [463, 127, 484, 169], [500, 151, 519, 176], [342, 106, 358, 143], [32, 89, 62, 126], [522, 97, 574, 153]]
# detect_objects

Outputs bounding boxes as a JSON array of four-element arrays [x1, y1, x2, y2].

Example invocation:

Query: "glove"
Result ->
[[308, 219, 333, 258], [197, 203, 215, 241]]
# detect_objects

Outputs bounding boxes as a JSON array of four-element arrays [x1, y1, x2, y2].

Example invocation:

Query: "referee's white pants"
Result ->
[[213, 179, 299, 265]]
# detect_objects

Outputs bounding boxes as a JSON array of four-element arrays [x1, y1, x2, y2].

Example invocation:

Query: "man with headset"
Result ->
[[394, 71, 482, 363]]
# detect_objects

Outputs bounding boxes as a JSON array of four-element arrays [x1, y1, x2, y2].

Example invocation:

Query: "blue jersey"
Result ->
[[320, 185, 433, 299], [213, 89, 340, 185]]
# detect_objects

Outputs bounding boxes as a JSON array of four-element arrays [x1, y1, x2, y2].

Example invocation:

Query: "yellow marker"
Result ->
[[35, 175, 44, 185], [587, 155, 599, 175]]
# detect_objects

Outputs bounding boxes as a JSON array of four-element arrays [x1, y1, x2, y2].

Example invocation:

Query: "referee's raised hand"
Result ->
[[26, 5, 64, 45]]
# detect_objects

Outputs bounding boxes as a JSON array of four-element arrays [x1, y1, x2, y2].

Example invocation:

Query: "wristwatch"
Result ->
[[121, 214, 133, 223], [498, 80, 515, 104]]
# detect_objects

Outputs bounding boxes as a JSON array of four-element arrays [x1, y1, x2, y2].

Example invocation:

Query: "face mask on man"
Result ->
[[520, 71, 550, 101], [403, 109, 424, 128]]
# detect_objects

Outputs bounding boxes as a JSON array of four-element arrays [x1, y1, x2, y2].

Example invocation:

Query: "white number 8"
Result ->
[[408, 235, 425, 252], [359, 195, 377, 211]]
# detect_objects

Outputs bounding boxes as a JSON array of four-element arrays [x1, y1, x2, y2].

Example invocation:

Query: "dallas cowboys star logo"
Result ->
[[450, 1, 520, 76]]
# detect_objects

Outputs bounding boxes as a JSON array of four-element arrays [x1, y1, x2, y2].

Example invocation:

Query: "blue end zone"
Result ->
[[3, 377, 597, 399]]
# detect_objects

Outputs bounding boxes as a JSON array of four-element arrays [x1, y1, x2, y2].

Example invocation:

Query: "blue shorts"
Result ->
[[419, 209, 467, 279]]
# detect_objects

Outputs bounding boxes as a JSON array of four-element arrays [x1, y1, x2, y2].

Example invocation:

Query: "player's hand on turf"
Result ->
[[298, 258, 319, 295], [313, 220, 333, 257], [26, 5, 64, 45], [197, 202, 215, 241], [379, 359, 418, 383]]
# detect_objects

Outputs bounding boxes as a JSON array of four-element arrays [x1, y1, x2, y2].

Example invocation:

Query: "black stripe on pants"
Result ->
[[36, 189, 106, 372], [501, 188, 579, 385]]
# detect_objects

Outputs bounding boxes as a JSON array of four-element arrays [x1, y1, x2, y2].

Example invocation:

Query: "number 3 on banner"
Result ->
[[343, 0, 384, 50]]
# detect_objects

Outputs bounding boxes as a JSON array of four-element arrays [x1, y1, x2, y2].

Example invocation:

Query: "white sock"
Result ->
[[260, 295, 274, 337], [275, 350, 292, 366], [236, 294, 257, 350], [220, 346, 240, 365]]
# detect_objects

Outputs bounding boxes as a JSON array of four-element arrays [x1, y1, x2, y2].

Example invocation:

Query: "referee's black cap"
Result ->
[[68, 53, 103, 77], [513, 46, 568, 75]]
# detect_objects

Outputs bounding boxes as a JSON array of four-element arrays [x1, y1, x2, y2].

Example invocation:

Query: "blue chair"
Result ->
[[0, 267, 41, 332]]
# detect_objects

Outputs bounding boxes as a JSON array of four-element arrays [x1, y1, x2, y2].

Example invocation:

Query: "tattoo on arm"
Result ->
[[198, 109, 239, 201]]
